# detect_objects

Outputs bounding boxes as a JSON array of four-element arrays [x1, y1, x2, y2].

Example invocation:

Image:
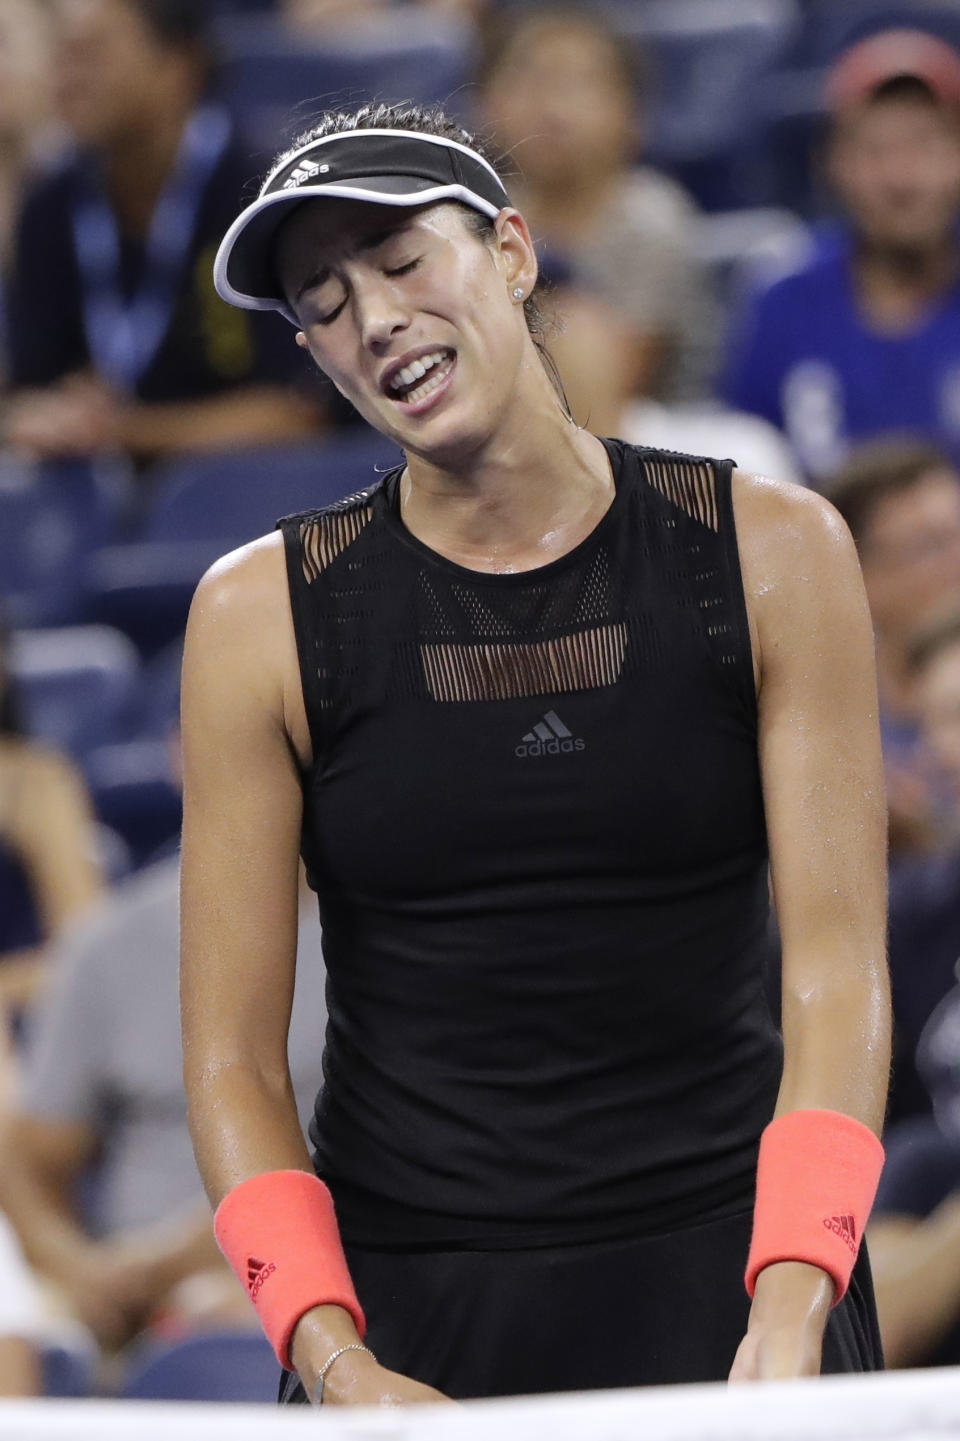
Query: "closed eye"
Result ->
[[313, 298, 348, 326], [384, 258, 422, 277]]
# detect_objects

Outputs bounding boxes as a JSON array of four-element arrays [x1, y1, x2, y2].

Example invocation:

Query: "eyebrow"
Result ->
[[294, 222, 413, 301]]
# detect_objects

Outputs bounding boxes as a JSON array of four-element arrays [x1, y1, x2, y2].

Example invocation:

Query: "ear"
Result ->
[[493, 207, 539, 303], [295, 331, 308, 349]]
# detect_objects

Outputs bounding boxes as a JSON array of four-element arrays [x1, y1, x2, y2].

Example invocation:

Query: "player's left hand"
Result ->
[[728, 1260, 833, 1381]]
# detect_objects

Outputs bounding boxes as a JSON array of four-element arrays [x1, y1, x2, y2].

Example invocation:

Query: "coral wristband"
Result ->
[[214, 1170, 365, 1368], [745, 1109, 884, 1304]]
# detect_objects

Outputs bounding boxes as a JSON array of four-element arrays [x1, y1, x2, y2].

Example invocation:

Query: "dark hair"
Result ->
[[907, 600, 960, 674], [474, 2, 643, 104], [131, 0, 211, 47], [823, 436, 957, 547], [870, 73, 949, 109], [275, 102, 571, 413], [0, 622, 22, 739]]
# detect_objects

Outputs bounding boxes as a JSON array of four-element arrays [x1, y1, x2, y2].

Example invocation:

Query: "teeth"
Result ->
[[403, 356, 453, 404], [389, 350, 448, 395]]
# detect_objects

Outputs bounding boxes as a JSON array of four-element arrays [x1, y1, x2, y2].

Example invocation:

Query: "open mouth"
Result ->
[[386, 349, 456, 406]]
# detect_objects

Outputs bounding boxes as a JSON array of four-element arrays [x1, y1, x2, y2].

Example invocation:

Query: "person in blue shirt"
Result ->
[[724, 29, 960, 482]]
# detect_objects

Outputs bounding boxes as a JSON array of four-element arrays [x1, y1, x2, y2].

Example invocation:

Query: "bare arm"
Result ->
[[0, 1111, 135, 1346], [180, 537, 447, 1405], [5, 745, 104, 933], [0, 744, 104, 1010], [180, 535, 314, 1200], [112, 387, 325, 460], [869, 1202, 960, 1366], [3, 376, 325, 462], [730, 472, 891, 1379]]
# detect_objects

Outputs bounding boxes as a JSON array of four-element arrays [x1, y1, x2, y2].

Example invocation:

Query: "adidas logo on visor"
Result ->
[[515, 710, 585, 758]]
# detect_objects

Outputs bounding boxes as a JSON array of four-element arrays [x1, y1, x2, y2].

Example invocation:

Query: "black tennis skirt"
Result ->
[[279, 1207, 883, 1402]]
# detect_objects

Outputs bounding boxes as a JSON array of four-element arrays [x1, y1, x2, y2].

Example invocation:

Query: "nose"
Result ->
[[352, 272, 411, 353]]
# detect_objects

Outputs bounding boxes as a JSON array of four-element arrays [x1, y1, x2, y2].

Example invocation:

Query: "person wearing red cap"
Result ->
[[724, 29, 960, 481]]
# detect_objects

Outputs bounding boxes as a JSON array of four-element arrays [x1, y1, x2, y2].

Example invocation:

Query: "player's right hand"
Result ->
[[318, 1349, 453, 1406]]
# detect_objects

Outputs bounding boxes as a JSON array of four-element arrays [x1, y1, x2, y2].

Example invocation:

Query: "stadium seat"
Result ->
[[145, 432, 400, 545], [617, 0, 801, 210], [215, 13, 472, 155], [83, 434, 399, 653], [40, 1343, 95, 1399], [795, 0, 960, 64], [120, 1330, 280, 1403], [0, 457, 129, 629], [84, 740, 182, 868], [694, 206, 813, 308], [7, 625, 141, 760]]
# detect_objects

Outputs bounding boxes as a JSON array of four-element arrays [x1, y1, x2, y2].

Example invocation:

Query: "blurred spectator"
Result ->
[[1, 0, 324, 467], [863, 607, 960, 1368], [824, 437, 960, 857], [620, 399, 803, 488], [0, 1213, 42, 1396], [724, 31, 960, 481], [475, 4, 717, 431], [0, 844, 327, 1357], [869, 976, 960, 1367], [284, 0, 481, 27], [885, 605, 960, 1131], [0, 0, 57, 274], [0, 623, 103, 1015]]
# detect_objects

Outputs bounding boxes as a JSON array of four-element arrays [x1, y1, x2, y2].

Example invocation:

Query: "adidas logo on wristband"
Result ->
[[247, 1255, 277, 1299], [823, 1215, 857, 1252]]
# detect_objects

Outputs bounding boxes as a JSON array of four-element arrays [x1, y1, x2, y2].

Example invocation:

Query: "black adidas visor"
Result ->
[[214, 129, 512, 325]]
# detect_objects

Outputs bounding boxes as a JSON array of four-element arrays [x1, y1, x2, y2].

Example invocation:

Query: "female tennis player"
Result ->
[[180, 103, 890, 1406]]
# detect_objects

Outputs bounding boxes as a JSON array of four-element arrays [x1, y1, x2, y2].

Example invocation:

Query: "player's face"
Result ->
[[276, 198, 535, 463], [829, 97, 960, 253]]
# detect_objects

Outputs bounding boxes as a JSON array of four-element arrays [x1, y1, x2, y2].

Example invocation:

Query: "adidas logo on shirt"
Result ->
[[515, 709, 585, 758]]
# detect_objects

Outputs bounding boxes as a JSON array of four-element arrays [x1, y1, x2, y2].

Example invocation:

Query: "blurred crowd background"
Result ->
[[4, 0, 960, 1405]]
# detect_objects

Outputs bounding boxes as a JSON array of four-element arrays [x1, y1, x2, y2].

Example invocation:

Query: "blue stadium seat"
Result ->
[[0, 457, 129, 629], [618, 0, 801, 210], [82, 641, 184, 865], [7, 625, 141, 760], [84, 740, 182, 868], [694, 205, 813, 310], [120, 1330, 280, 1402], [40, 1343, 96, 1398], [795, 1, 960, 64], [145, 432, 400, 545], [83, 433, 400, 653], [215, 13, 472, 155]]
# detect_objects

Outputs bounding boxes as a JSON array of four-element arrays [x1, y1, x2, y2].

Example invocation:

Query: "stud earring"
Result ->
[[513, 287, 524, 300]]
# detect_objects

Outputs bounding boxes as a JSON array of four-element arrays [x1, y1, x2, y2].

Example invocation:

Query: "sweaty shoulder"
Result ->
[[185, 531, 309, 766], [731, 470, 864, 683], [189, 530, 289, 640]]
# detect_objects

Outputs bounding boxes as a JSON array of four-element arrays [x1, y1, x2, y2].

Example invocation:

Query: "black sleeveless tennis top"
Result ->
[[278, 438, 782, 1249]]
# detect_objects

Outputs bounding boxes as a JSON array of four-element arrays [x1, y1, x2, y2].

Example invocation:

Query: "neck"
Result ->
[[398, 347, 614, 573], [103, 92, 197, 234], [854, 235, 960, 328]]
